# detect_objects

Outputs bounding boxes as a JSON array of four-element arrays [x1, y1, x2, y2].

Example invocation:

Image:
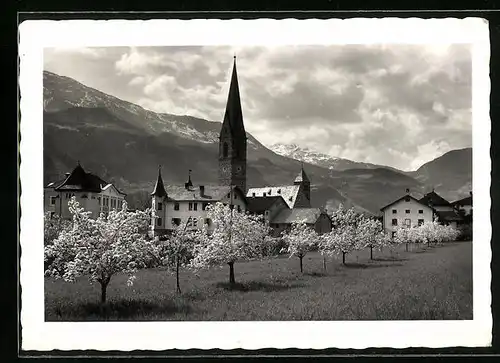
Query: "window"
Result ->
[[234, 194, 238, 199], [193, 218, 198, 227], [205, 218, 211, 226], [50, 211, 55, 218], [392, 219, 398, 226], [202, 202, 209, 211], [405, 219, 411, 227], [392, 209, 397, 214], [193, 203, 198, 211], [50, 196, 56, 205], [418, 209, 423, 214], [189, 202, 193, 211], [111, 199, 115, 208], [223, 142, 228, 157], [237, 205, 241, 213], [252, 192, 256, 197], [158, 202, 162, 211], [157, 218, 162, 226], [405, 209, 410, 214], [392, 231, 396, 238], [174, 202, 180, 211], [172, 218, 181, 226], [405, 197, 410, 202], [98, 197, 101, 205], [418, 219, 424, 226]]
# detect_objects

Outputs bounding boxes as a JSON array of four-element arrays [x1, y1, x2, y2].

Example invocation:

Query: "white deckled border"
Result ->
[[19, 18, 491, 351]]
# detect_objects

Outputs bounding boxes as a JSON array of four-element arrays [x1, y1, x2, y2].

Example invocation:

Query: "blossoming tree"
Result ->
[[281, 221, 318, 273], [158, 217, 201, 294], [44, 197, 158, 304], [356, 217, 384, 260], [44, 211, 71, 246], [190, 202, 270, 285]]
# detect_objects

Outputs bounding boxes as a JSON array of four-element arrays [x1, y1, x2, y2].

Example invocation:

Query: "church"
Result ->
[[150, 57, 331, 237]]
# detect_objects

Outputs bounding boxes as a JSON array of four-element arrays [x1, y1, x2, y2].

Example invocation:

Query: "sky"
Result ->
[[44, 44, 472, 171]]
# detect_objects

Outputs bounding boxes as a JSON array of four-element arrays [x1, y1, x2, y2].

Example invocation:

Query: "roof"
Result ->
[[165, 184, 245, 202], [246, 196, 285, 214], [151, 167, 167, 197], [271, 208, 323, 224], [294, 166, 310, 184], [102, 183, 127, 196], [380, 193, 431, 211], [49, 164, 110, 193], [419, 191, 451, 207], [435, 210, 463, 222], [452, 194, 473, 206], [246, 185, 301, 208], [221, 57, 246, 141]]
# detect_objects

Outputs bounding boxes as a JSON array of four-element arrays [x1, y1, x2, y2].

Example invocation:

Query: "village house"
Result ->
[[150, 168, 247, 236], [44, 162, 126, 219], [452, 192, 473, 217], [380, 188, 465, 235]]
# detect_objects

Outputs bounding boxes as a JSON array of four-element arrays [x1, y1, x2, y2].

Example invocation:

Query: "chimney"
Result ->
[[199, 185, 205, 196]]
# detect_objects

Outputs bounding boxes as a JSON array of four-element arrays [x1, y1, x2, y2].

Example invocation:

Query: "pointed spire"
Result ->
[[222, 56, 246, 140], [294, 163, 310, 184], [184, 169, 193, 190], [151, 165, 167, 197]]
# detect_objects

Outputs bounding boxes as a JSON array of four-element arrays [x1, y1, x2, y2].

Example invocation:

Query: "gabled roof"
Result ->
[[435, 210, 463, 222], [271, 208, 324, 224], [246, 185, 301, 208], [452, 194, 473, 207], [419, 191, 451, 207], [246, 195, 286, 214], [102, 183, 127, 196], [165, 184, 245, 202], [294, 165, 310, 184], [50, 164, 109, 193], [151, 167, 167, 197], [380, 194, 431, 212], [221, 57, 246, 141]]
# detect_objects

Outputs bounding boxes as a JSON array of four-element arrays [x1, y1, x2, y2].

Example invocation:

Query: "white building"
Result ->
[[44, 163, 126, 219], [150, 168, 247, 237], [380, 189, 463, 235]]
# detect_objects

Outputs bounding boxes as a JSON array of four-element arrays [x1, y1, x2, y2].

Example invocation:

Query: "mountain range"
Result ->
[[42, 71, 472, 215]]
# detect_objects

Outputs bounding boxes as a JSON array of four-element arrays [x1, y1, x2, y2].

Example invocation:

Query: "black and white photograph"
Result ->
[[19, 18, 491, 350]]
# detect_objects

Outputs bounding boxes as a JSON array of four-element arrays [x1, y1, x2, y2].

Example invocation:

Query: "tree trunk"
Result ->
[[406, 243, 408, 252], [323, 256, 327, 271], [228, 262, 235, 284], [342, 252, 346, 265], [370, 246, 373, 260], [176, 255, 181, 294], [100, 277, 110, 304], [299, 256, 303, 273]]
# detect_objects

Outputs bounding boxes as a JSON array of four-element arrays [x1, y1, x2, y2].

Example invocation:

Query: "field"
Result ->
[[45, 241, 472, 321]]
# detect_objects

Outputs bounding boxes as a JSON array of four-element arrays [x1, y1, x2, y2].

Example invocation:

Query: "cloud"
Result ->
[[44, 44, 472, 171]]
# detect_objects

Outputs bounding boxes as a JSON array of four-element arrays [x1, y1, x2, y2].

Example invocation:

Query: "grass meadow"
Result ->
[[45, 241, 472, 321]]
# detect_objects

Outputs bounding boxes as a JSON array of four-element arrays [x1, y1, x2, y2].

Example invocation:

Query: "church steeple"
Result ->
[[219, 56, 247, 193], [222, 56, 246, 141], [151, 165, 167, 197]]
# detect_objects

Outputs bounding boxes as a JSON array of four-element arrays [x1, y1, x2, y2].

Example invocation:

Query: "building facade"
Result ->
[[380, 189, 464, 234], [380, 194, 434, 234], [44, 163, 126, 219]]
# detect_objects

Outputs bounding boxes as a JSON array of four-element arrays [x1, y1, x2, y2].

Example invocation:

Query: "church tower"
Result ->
[[218, 56, 247, 192], [294, 163, 311, 206], [151, 165, 167, 235]]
